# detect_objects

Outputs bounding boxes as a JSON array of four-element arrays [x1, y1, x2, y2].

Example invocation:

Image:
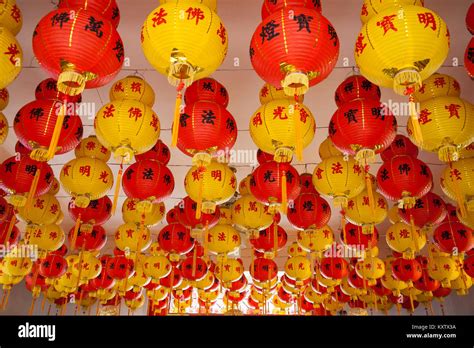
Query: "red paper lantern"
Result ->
[[92, 270, 115, 290], [443, 203, 460, 223], [250, 6, 339, 95], [68, 196, 112, 227], [250, 222, 288, 253], [122, 159, 174, 204], [376, 154, 432, 206], [0, 197, 14, 223], [180, 256, 207, 281], [467, 3, 474, 34], [433, 221, 474, 254], [391, 258, 423, 283], [106, 256, 134, 280], [134, 139, 170, 165], [329, 99, 397, 158], [166, 207, 178, 224], [347, 268, 370, 289], [341, 222, 379, 249], [35, 78, 82, 104], [250, 257, 278, 282], [68, 225, 107, 251], [175, 196, 220, 231], [398, 192, 447, 230], [371, 279, 392, 297], [250, 161, 301, 208], [465, 37, 474, 79], [413, 270, 440, 292], [124, 289, 142, 301], [176, 101, 237, 160], [261, 0, 322, 20], [50, 244, 68, 257], [433, 286, 451, 299], [33, 8, 124, 95], [257, 149, 283, 165], [463, 255, 474, 278], [39, 254, 67, 279], [334, 75, 381, 107], [331, 285, 351, 303], [58, 0, 121, 28], [15, 141, 31, 157], [380, 135, 419, 162], [287, 192, 331, 230], [0, 220, 20, 246], [184, 78, 229, 108], [0, 156, 53, 200], [227, 275, 248, 292], [319, 257, 349, 280], [160, 267, 183, 289], [14, 99, 83, 156], [299, 173, 317, 194], [157, 223, 194, 259]]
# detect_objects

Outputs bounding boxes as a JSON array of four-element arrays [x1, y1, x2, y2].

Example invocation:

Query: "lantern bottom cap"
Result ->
[[333, 196, 348, 208], [438, 144, 459, 163], [274, 147, 293, 163], [74, 195, 91, 208], [114, 146, 134, 164], [30, 147, 52, 162], [393, 68, 422, 96], [355, 148, 376, 166], [202, 201, 216, 214], [137, 200, 153, 214], [192, 152, 212, 167], [8, 194, 26, 207], [57, 68, 87, 97], [282, 71, 309, 97]]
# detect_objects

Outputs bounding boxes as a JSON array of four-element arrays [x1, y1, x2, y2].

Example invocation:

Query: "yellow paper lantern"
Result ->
[[231, 195, 273, 236], [304, 286, 327, 305], [109, 76, 155, 107], [184, 161, 236, 215], [318, 137, 343, 160], [355, 256, 385, 286], [3, 255, 32, 277], [122, 198, 165, 227], [360, 0, 424, 23], [322, 296, 345, 314], [386, 221, 427, 257], [114, 222, 151, 253], [94, 99, 160, 163], [0, 112, 8, 144], [238, 175, 252, 196], [355, 4, 449, 95], [205, 224, 241, 256], [0, 88, 8, 110], [214, 258, 244, 284], [259, 83, 304, 105], [0, 27, 22, 89], [217, 206, 232, 225], [147, 286, 169, 302], [0, 0, 22, 35], [459, 143, 474, 160], [70, 251, 102, 281], [457, 208, 474, 229], [312, 155, 365, 208], [407, 96, 474, 162], [17, 193, 62, 226], [60, 157, 113, 208], [143, 255, 171, 281], [272, 294, 292, 310], [128, 264, 151, 290], [194, 271, 215, 290], [74, 135, 111, 162], [24, 224, 65, 252], [198, 288, 219, 302], [284, 256, 312, 283], [413, 73, 461, 102], [249, 99, 315, 162], [440, 158, 474, 212], [287, 241, 309, 257], [450, 271, 472, 296], [296, 226, 334, 255], [345, 189, 388, 233], [427, 255, 460, 288], [340, 277, 364, 299]]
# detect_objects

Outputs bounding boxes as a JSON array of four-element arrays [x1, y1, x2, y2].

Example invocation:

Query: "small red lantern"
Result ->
[[15, 141, 31, 157], [106, 256, 134, 280], [257, 149, 282, 165], [68, 196, 112, 228], [371, 279, 392, 297], [391, 258, 423, 284], [160, 267, 183, 289], [58, 0, 121, 28], [35, 78, 82, 104], [175, 196, 220, 232], [227, 275, 248, 292], [176, 101, 237, 162], [380, 134, 419, 162], [0, 197, 14, 223], [287, 192, 331, 230], [250, 222, 288, 253], [166, 207, 178, 224], [122, 159, 174, 208], [433, 221, 474, 254], [398, 192, 447, 230], [250, 160, 301, 211], [319, 257, 349, 280], [467, 3, 474, 34], [465, 37, 474, 79], [184, 78, 229, 108], [157, 223, 194, 261], [299, 173, 317, 194], [0, 220, 20, 246], [463, 255, 474, 278], [91, 270, 115, 290], [332, 285, 351, 303], [68, 225, 107, 251], [376, 154, 432, 207], [341, 222, 379, 249], [347, 268, 370, 289], [50, 244, 68, 257], [334, 75, 381, 108], [39, 254, 68, 279], [180, 256, 208, 281], [134, 139, 170, 164], [250, 257, 278, 283], [413, 271, 440, 292]]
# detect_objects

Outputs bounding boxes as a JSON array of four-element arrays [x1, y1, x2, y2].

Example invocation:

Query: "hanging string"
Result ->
[[171, 82, 185, 147]]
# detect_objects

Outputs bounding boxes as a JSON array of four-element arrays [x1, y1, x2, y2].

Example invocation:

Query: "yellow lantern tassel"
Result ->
[[409, 291, 415, 313], [281, 171, 288, 214], [28, 296, 37, 316], [195, 167, 205, 220], [45, 102, 66, 161], [3, 288, 11, 310], [111, 161, 124, 216], [449, 162, 467, 218], [191, 244, 197, 279], [365, 170, 375, 213], [203, 220, 209, 262], [294, 96, 303, 161], [26, 168, 41, 208], [71, 213, 82, 251], [409, 214, 419, 256], [408, 94, 423, 146], [171, 82, 185, 147], [6, 214, 17, 238], [341, 211, 347, 246], [273, 221, 278, 257]]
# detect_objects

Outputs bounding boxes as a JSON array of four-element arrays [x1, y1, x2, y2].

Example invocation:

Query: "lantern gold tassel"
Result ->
[[71, 213, 81, 251], [45, 102, 66, 161], [365, 171, 375, 212], [294, 97, 303, 161], [273, 221, 278, 257], [281, 171, 288, 214], [408, 94, 423, 146], [26, 168, 41, 208], [438, 143, 459, 163], [6, 215, 17, 239], [171, 82, 185, 148], [111, 161, 124, 216], [195, 167, 205, 220], [191, 244, 198, 279]]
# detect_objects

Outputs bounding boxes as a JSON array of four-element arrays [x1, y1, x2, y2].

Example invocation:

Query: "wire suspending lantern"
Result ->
[[354, 0, 450, 145], [407, 73, 474, 162], [32, 2, 124, 161], [141, 0, 228, 147]]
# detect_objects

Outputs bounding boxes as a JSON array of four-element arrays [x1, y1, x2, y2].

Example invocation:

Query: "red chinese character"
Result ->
[[152, 8, 167, 27], [128, 107, 143, 121], [299, 108, 309, 123], [223, 264, 230, 272], [331, 162, 343, 174], [418, 83, 426, 94], [232, 235, 239, 243], [361, 4, 368, 17], [445, 104, 461, 119], [131, 82, 142, 93], [79, 165, 91, 177], [211, 170, 222, 181], [102, 104, 115, 118], [388, 231, 395, 241], [229, 176, 236, 189], [99, 171, 109, 183], [114, 82, 124, 92], [192, 169, 201, 181], [376, 15, 398, 35], [50, 203, 59, 214], [253, 112, 263, 126], [49, 231, 58, 240], [260, 86, 269, 98], [434, 77, 446, 88], [62, 164, 71, 176], [126, 229, 134, 238], [362, 196, 369, 206], [355, 33, 367, 56], [10, 5, 20, 23], [418, 108, 432, 125], [399, 229, 410, 238], [150, 114, 159, 132], [248, 201, 257, 212], [186, 7, 205, 25], [377, 198, 386, 209], [417, 12, 437, 31], [127, 200, 136, 210], [217, 23, 226, 45], [347, 200, 355, 210], [273, 106, 287, 120], [86, 141, 96, 151], [450, 168, 462, 181], [314, 168, 324, 180], [353, 164, 362, 175], [34, 198, 44, 209], [234, 204, 242, 214], [4, 44, 20, 65]]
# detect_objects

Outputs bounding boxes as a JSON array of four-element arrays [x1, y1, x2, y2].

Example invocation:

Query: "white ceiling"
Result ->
[[1, 0, 473, 315]]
